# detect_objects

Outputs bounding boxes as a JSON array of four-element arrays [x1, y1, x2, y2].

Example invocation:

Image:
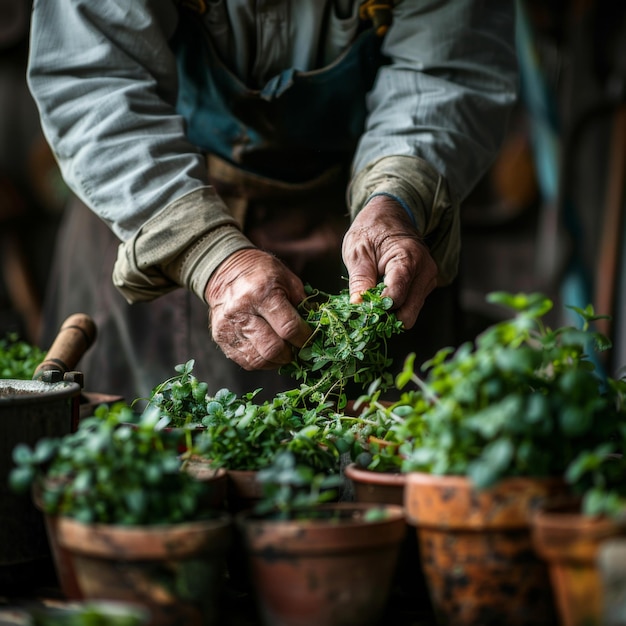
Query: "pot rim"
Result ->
[[236, 502, 406, 553], [55, 512, 232, 558], [236, 501, 404, 527], [0, 379, 81, 404], [344, 462, 405, 486]]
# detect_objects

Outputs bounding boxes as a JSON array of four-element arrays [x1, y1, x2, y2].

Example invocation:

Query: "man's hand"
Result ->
[[205, 248, 312, 370], [342, 195, 438, 329]]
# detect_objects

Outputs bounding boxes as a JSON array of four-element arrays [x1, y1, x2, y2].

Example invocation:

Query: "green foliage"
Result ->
[[138, 283, 405, 479], [9, 402, 212, 525], [136, 358, 208, 429], [30, 602, 148, 626], [0, 332, 46, 379], [340, 380, 417, 473], [279, 283, 404, 409], [355, 292, 626, 491], [253, 450, 344, 520], [9, 283, 405, 525], [193, 386, 343, 473], [564, 405, 626, 519]]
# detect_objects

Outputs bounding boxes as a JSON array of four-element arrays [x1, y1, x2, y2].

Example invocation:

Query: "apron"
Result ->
[[171, 7, 387, 182]]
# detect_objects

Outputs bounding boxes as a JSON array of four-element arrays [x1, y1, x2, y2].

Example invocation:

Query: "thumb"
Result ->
[[346, 258, 379, 304]]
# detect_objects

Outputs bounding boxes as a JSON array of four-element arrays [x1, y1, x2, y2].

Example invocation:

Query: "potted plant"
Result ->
[[531, 418, 626, 626], [9, 402, 232, 626], [0, 332, 47, 380], [236, 450, 406, 626], [381, 291, 625, 626]]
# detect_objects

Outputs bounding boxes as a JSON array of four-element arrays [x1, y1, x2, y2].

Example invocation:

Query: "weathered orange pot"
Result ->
[[404, 472, 566, 626], [32, 480, 82, 600], [532, 502, 624, 626], [55, 514, 232, 626], [237, 502, 406, 626]]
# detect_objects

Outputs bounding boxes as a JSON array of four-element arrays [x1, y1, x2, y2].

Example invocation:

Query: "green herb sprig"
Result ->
[[279, 283, 404, 409], [135, 358, 208, 428]]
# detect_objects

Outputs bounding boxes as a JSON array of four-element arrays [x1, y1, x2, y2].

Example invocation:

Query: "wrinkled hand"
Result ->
[[342, 195, 438, 329], [205, 249, 312, 370]]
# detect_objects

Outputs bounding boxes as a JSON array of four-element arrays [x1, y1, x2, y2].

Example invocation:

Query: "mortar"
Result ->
[[0, 378, 81, 588]]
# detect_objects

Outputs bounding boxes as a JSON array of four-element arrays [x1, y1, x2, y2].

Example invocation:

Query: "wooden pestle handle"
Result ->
[[33, 313, 97, 380]]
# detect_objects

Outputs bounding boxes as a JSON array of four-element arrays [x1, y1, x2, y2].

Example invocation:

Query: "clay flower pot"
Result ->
[[532, 501, 625, 626], [404, 472, 566, 626], [32, 479, 82, 600], [182, 457, 228, 511], [237, 502, 406, 626], [227, 468, 264, 514], [343, 462, 405, 505], [55, 514, 232, 626], [344, 462, 431, 610]]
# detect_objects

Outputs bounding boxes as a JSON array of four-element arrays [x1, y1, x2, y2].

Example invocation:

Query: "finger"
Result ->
[[384, 264, 437, 329], [343, 243, 378, 304], [260, 290, 312, 349]]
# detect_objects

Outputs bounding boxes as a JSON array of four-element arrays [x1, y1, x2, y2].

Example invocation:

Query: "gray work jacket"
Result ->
[[27, 0, 518, 302]]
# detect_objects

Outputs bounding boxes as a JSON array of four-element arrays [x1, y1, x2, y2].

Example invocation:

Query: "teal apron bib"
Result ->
[[171, 10, 387, 182]]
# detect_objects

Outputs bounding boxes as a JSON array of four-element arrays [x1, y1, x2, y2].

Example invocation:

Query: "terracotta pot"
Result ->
[[32, 480, 82, 601], [344, 463, 431, 612], [404, 472, 566, 626], [226, 468, 264, 514], [532, 501, 624, 626], [344, 462, 405, 505], [237, 502, 406, 626], [55, 514, 232, 626], [182, 457, 228, 511]]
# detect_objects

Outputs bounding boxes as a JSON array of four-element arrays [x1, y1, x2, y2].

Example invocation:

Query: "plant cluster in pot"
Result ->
[[235, 449, 406, 626], [531, 406, 626, 626], [10, 402, 232, 626], [362, 291, 626, 626]]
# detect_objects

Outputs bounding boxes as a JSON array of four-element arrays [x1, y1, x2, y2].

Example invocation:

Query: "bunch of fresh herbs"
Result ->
[[279, 283, 404, 409], [193, 386, 342, 473]]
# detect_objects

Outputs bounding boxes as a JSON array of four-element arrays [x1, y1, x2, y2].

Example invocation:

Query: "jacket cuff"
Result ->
[[348, 155, 460, 286], [113, 186, 253, 303]]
